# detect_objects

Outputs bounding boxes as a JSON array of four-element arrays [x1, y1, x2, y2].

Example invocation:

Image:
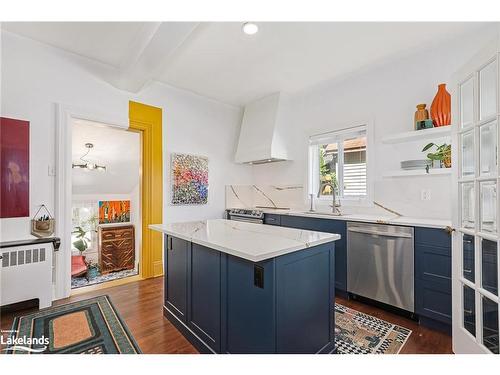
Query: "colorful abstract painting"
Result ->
[[0, 117, 30, 218], [98, 200, 131, 224], [171, 153, 208, 205]]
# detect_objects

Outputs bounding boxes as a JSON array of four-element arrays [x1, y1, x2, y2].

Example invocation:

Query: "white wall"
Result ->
[[0, 30, 253, 242], [251, 25, 500, 220]]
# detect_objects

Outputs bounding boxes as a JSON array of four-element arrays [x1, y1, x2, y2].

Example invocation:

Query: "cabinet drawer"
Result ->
[[415, 279, 452, 324], [264, 214, 281, 226], [415, 243, 451, 281], [100, 227, 134, 241], [415, 227, 451, 248], [101, 231, 116, 240]]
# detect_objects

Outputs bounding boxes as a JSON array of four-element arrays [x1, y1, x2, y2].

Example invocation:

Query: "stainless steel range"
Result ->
[[227, 208, 264, 224]]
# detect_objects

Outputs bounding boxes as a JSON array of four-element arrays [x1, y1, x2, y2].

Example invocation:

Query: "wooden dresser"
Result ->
[[98, 225, 135, 274]]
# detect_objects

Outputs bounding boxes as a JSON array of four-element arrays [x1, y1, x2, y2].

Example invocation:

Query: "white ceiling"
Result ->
[[1, 22, 490, 105], [72, 119, 140, 195]]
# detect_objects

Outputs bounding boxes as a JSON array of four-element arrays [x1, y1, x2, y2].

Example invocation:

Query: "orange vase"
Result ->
[[430, 83, 451, 126]]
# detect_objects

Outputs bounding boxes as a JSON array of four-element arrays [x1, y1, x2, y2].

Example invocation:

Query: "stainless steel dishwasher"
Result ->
[[347, 222, 414, 312]]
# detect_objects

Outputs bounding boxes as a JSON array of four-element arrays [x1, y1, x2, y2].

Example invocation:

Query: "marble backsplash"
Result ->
[[225, 184, 413, 218], [225, 185, 305, 210]]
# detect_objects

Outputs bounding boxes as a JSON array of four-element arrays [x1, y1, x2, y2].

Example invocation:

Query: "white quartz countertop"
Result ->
[[149, 219, 340, 262], [259, 209, 451, 229]]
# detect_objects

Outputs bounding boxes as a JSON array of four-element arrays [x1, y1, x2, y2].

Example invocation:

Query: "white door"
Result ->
[[452, 37, 500, 354]]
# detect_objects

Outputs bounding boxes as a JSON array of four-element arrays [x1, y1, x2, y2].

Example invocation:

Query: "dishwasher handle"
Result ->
[[347, 227, 413, 239]]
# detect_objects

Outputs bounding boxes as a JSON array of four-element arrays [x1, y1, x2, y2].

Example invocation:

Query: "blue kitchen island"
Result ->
[[150, 219, 340, 354]]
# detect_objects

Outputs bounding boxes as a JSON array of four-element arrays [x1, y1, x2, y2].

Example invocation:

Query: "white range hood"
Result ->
[[235, 92, 291, 164]]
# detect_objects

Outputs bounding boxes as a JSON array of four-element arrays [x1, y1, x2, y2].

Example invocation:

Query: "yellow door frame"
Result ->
[[128, 101, 163, 278]]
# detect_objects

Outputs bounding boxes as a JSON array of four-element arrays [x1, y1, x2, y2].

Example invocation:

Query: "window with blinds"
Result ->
[[309, 125, 368, 200]]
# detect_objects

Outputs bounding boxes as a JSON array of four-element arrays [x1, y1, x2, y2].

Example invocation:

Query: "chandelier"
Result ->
[[72, 143, 106, 171]]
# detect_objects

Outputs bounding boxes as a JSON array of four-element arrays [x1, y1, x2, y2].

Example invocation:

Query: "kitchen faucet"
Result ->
[[317, 182, 341, 215]]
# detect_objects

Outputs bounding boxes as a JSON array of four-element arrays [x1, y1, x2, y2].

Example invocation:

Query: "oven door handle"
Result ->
[[229, 216, 264, 224]]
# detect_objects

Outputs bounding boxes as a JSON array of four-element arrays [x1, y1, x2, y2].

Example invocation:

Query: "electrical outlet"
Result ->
[[48, 165, 56, 176], [421, 189, 431, 201]]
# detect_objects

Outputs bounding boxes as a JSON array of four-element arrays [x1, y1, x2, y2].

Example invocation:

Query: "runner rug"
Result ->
[[335, 303, 412, 354]]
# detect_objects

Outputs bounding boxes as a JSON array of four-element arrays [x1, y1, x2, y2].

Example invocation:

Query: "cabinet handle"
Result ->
[[168, 236, 173, 251], [464, 309, 474, 315], [464, 269, 473, 273]]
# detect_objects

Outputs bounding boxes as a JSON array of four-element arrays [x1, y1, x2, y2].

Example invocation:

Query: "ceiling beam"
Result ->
[[104, 22, 199, 93]]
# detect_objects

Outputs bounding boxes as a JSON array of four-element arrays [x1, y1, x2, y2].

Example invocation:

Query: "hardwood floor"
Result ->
[[1, 277, 452, 354]]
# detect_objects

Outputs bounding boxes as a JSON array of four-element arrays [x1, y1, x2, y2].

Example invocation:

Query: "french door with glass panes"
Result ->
[[453, 37, 500, 354]]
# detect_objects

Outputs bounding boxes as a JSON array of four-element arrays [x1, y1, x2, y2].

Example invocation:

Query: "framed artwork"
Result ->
[[98, 200, 131, 224], [171, 153, 209, 205], [0, 117, 30, 218]]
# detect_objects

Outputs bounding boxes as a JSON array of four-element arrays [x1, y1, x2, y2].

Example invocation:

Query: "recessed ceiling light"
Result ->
[[242, 22, 258, 35]]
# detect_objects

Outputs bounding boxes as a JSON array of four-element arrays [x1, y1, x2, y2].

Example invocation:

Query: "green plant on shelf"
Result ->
[[422, 142, 451, 170]]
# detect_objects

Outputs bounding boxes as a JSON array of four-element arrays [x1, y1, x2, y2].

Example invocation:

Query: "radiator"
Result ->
[[1, 243, 53, 309]]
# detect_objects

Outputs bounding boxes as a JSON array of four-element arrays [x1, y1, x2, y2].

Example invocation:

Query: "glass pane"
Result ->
[[463, 234, 475, 282], [482, 297, 499, 354], [319, 143, 338, 196], [480, 121, 497, 175], [461, 131, 475, 177], [342, 136, 366, 197], [461, 183, 475, 229], [482, 239, 498, 296], [480, 59, 498, 121], [480, 181, 497, 233], [463, 284, 476, 337], [461, 77, 474, 128]]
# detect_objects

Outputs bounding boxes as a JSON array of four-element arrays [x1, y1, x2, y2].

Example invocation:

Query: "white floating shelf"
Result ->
[[383, 168, 452, 178], [382, 126, 452, 144]]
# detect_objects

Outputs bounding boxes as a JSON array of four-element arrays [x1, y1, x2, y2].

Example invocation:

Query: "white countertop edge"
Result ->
[[261, 210, 451, 229], [149, 223, 340, 262]]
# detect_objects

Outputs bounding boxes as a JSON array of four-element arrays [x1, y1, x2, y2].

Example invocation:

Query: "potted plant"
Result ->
[[72, 226, 90, 254], [422, 142, 451, 169], [71, 214, 98, 255]]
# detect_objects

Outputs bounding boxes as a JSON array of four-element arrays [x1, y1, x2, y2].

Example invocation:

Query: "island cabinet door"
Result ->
[[188, 243, 221, 352], [280, 215, 347, 292], [275, 242, 335, 354], [164, 235, 189, 323], [222, 255, 276, 354]]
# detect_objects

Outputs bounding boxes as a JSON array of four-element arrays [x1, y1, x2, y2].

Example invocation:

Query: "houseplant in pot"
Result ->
[[422, 142, 451, 170], [72, 226, 91, 254]]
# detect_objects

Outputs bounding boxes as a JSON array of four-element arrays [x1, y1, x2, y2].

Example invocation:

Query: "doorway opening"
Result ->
[[70, 119, 142, 289]]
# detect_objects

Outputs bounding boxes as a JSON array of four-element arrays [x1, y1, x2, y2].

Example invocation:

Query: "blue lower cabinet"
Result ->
[[163, 234, 336, 353], [223, 256, 276, 353], [414, 227, 452, 330], [188, 244, 221, 352], [280, 215, 347, 292], [275, 244, 335, 353], [165, 236, 189, 323], [263, 213, 281, 226]]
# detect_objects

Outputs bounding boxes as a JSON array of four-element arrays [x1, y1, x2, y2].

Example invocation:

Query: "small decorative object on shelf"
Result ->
[[422, 142, 451, 171], [414, 104, 430, 130], [31, 204, 55, 238], [416, 119, 434, 130], [430, 83, 451, 127]]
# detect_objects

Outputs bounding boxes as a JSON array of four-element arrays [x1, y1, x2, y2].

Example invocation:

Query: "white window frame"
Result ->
[[308, 121, 374, 206]]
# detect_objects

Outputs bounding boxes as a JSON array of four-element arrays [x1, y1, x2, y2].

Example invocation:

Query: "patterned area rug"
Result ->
[[335, 303, 412, 354], [5, 295, 141, 354], [71, 269, 138, 289]]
